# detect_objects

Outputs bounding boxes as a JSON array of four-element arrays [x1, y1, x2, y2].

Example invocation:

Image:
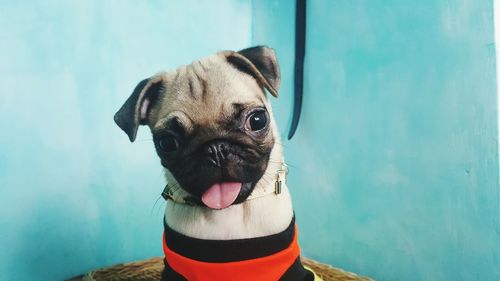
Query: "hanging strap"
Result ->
[[288, 0, 307, 140]]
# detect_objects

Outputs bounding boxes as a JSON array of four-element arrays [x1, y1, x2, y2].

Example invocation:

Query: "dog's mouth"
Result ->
[[201, 182, 254, 209]]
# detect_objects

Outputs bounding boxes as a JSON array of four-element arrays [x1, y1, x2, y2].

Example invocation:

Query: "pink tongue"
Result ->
[[202, 182, 242, 209]]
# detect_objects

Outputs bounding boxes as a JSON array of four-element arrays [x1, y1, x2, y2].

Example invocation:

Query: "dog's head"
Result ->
[[114, 46, 282, 209]]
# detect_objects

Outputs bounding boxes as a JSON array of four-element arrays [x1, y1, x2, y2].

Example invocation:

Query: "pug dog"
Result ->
[[114, 46, 318, 281]]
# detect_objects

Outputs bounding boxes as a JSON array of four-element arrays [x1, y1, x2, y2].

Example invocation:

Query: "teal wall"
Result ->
[[1, 1, 499, 280], [0, 1, 251, 280], [253, 0, 499, 280]]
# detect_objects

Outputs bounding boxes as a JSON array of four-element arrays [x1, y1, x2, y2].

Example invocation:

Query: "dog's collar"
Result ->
[[161, 162, 289, 206]]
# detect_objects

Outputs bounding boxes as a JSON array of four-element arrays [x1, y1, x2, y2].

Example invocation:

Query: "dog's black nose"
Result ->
[[206, 140, 228, 167]]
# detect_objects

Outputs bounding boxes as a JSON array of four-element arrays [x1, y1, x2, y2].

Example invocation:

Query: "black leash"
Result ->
[[288, 0, 306, 140]]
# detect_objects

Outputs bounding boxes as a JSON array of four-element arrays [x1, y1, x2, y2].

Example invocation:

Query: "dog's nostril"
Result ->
[[218, 143, 227, 159], [206, 141, 229, 167], [207, 145, 218, 166]]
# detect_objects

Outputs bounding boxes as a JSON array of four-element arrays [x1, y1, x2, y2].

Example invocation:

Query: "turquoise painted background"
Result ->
[[1, 0, 499, 280], [0, 1, 251, 280], [252, 0, 499, 280]]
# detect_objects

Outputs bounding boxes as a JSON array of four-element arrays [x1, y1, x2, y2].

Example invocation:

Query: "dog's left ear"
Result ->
[[226, 46, 281, 97], [114, 74, 165, 142]]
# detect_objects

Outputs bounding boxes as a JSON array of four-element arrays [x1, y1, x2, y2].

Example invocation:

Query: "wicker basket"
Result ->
[[68, 256, 373, 281]]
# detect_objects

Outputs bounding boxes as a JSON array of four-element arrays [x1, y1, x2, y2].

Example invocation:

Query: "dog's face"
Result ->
[[114, 46, 281, 209]]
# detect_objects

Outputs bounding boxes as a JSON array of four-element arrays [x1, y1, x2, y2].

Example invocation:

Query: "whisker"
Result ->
[[259, 176, 273, 186], [157, 201, 166, 216], [267, 160, 286, 164], [268, 160, 298, 170], [273, 140, 290, 148], [151, 195, 164, 216], [266, 158, 298, 170]]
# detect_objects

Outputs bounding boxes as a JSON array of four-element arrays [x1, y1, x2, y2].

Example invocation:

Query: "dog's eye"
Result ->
[[157, 136, 178, 152], [246, 110, 268, 131]]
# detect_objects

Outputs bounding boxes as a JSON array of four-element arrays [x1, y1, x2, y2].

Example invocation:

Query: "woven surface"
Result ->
[[68, 256, 373, 281]]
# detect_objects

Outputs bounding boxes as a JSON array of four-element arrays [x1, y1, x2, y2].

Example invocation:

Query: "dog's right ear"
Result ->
[[114, 75, 165, 142]]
